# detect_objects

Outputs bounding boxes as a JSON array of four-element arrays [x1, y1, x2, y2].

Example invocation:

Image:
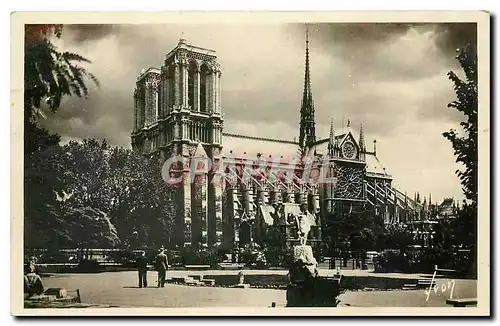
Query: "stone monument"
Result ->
[[286, 212, 341, 307], [288, 213, 318, 283], [234, 270, 250, 288]]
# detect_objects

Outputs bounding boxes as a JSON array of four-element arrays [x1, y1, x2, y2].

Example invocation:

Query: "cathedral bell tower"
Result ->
[[159, 38, 223, 159], [131, 38, 225, 248], [160, 38, 225, 249]]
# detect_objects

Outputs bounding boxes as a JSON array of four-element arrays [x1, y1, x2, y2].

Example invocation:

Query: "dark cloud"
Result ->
[[316, 22, 477, 58], [288, 23, 476, 65], [46, 23, 470, 148], [433, 23, 477, 57], [35, 22, 472, 200], [312, 23, 415, 44], [63, 24, 117, 44]]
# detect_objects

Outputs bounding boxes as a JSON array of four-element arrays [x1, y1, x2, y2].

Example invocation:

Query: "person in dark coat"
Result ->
[[155, 249, 168, 287], [136, 251, 148, 288]]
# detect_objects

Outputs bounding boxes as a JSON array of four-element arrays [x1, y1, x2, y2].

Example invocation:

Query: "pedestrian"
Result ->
[[155, 248, 168, 288], [136, 251, 148, 288]]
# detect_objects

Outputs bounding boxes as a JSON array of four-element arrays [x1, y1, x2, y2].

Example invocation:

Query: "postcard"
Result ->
[[11, 11, 490, 316]]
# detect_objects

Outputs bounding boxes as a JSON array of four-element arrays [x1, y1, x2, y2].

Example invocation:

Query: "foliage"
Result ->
[[442, 44, 478, 206], [24, 24, 99, 123], [261, 226, 289, 267], [378, 223, 414, 250], [239, 243, 267, 268], [23, 25, 102, 250], [24, 137, 176, 250], [65, 206, 120, 248], [326, 205, 384, 253], [179, 247, 222, 267], [74, 258, 104, 273], [374, 249, 409, 273], [24, 144, 69, 249], [441, 44, 478, 277], [450, 204, 477, 247]]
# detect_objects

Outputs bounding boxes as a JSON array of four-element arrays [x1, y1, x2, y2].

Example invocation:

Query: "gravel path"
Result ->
[[40, 271, 477, 308]]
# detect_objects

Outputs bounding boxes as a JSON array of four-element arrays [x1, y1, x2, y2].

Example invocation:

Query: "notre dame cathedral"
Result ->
[[131, 35, 426, 253]]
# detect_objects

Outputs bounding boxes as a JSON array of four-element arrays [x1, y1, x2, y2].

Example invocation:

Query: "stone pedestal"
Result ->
[[286, 245, 341, 307], [286, 278, 341, 307], [289, 245, 318, 283]]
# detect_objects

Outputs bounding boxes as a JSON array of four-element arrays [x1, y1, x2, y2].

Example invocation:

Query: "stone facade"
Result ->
[[131, 38, 425, 252]]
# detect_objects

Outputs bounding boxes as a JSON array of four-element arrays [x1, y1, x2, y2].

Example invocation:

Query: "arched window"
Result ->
[[155, 89, 159, 119], [166, 65, 174, 110], [188, 61, 197, 109], [199, 64, 209, 113]]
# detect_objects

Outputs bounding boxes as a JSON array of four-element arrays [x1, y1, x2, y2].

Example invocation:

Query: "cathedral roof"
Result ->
[[221, 133, 301, 162], [365, 152, 391, 178]]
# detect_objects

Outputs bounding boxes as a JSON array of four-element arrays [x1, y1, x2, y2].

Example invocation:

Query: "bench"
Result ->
[[446, 298, 477, 307]]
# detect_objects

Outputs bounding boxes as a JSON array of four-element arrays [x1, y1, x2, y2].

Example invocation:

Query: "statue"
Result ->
[[288, 211, 318, 283], [294, 213, 315, 246], [238, 271, 245, 285], [24, 264, 45, 298]]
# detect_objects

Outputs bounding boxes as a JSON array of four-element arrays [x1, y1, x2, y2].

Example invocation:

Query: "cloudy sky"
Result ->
[[41, 22, 476, 203]]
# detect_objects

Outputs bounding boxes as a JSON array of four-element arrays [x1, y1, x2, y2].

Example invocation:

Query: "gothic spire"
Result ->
[[299, 24, 316, 152], [328, 117, 335, 156], [329, 117, 335, 143], [359, 122, 365, 151]]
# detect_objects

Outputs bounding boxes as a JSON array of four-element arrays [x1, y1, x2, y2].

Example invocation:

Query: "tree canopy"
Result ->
[[23, 26, 175, 250], [442, 44, 478, 207], [25, 138, 175, 249]]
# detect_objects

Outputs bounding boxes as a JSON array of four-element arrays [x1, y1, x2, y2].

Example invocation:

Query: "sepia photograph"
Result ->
[[11, 11, 490, 316]]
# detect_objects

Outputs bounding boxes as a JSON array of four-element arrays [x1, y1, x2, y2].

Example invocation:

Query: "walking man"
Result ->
[[155, 248, 168, 287], [136, 251, 148, 288]]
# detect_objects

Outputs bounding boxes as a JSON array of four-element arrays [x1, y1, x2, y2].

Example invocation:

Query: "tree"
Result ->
[[24, 25, 100, 249], [442, 44, 478, 278], [442, 44, 478, 207], [379, 223, 413, 250], [24, 24, 99, 123], [24, 144, 70, 249], [57, 139, 174, 248], [25, 136, 176, 250]]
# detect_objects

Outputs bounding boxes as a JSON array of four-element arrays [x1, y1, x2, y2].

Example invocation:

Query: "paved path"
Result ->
[[42, 271, 286, 307], [113, 268, 434, 278], [339, 279, 477, 307], [41, 270, 476, 308]]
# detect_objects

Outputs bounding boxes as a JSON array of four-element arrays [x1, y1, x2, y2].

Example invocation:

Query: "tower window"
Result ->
[[166, 65, 174, 110], [200, 64, 209, 112], [188, 61, 196, 109], [155, 90, 159, 120]]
